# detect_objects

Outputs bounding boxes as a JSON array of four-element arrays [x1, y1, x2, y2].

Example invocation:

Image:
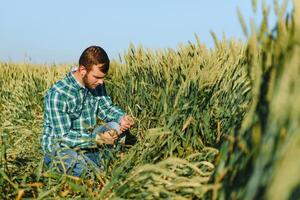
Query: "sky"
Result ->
[[0, 0, 293, 64]]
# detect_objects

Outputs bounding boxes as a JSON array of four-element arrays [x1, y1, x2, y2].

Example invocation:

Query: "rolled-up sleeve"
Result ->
[[97, 95, 125, 123]]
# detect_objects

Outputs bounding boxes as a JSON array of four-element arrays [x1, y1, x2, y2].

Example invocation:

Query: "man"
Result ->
[[42, 45, 134, 177]]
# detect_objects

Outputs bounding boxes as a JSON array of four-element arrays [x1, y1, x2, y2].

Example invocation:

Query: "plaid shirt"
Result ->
[[42, 70, 125, 152]]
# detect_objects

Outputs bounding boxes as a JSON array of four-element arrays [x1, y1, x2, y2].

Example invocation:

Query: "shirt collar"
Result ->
[[67, 67, 86, 90]]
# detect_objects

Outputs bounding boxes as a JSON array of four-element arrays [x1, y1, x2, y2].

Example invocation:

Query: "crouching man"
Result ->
[[42, 45, 134, 177]]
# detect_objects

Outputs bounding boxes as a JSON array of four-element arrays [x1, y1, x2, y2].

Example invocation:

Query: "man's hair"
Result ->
[[79, 45, 110, 73]]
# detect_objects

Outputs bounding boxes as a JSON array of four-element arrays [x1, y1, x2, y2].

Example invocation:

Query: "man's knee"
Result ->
[[93, 121, 120, 134], [107, 121, 120, 131]]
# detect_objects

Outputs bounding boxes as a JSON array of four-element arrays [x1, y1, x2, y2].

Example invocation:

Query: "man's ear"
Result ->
[[78, 65, 87, 76]]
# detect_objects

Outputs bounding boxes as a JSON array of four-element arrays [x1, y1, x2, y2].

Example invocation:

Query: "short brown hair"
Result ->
[[79, 45, 110, 73]]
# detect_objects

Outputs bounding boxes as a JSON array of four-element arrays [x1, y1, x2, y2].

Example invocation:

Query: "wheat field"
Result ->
[[1, 1, 300, 199]]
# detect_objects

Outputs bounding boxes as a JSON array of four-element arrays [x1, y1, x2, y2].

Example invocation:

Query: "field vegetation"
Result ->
[[0, 1, 299, 199]]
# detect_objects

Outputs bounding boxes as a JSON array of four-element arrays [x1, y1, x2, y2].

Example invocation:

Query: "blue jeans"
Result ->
[[44, 121, 123, 177]]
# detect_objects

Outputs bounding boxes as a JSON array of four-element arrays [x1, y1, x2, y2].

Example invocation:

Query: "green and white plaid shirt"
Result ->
[[42, 70, 125, 153]]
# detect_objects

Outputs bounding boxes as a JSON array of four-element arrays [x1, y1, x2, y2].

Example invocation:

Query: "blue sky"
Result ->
[[0, 0, 292, 64]]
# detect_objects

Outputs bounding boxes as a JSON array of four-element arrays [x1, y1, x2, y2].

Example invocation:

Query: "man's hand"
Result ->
[[120, 115, 134, 132], [96, 129, 119, 146]]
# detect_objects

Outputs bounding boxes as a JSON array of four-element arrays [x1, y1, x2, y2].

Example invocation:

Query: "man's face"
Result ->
[[82, 64, 106, 90]]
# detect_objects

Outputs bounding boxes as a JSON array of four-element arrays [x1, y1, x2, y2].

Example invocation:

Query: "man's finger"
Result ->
[[107, 130, 118, 138], [120, 127, 128, 132], [120, 127, 129, 132], [101, 131, 118, 141], [122, 124, 131, 129], [103, 137, 117, 144], [96, 135, 115, 145]]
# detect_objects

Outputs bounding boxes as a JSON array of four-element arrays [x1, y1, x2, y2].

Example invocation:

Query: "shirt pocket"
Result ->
[[67, 98, 83, 120], [88, 97, 98, 108]]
